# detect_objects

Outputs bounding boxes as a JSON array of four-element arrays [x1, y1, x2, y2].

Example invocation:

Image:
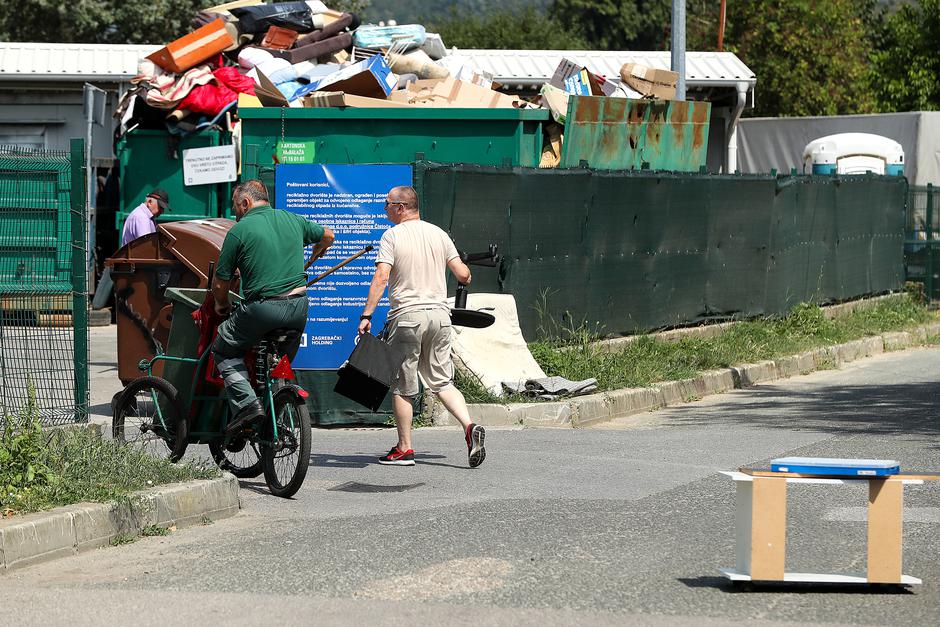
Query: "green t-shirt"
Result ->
[[215, 205, 325, 302]]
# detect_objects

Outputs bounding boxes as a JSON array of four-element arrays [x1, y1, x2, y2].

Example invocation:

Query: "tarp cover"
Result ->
[[737, 112, 940, 186], [417, 162, 907, 339]]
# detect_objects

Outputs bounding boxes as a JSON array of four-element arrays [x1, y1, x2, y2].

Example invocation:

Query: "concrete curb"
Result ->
[[0, 474, 240, 573], [432, 321, 940, 429]]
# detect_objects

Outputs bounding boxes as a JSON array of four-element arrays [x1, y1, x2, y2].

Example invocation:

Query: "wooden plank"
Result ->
[[720, 568, 921, 585], [739, 467, 940, 481], [750, 477, 787, 581], [868, 479, 904, 583]]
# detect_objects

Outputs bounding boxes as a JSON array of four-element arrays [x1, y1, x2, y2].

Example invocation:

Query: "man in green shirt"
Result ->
[[212, 180, 334, 436]]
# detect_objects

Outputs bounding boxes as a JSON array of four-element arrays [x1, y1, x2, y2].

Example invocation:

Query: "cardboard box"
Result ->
[[147, 19, 236, 74], [254, 71, 303, 107], [619, 63, 678, 100], [302, 91, 416, 108], [550, 58, 618, 97], [539, 84, 569, 123], [297, 55, 397, 100], [388, 76, 524, 109]]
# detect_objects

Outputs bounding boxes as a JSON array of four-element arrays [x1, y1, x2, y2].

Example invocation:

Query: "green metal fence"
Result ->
[[904, 184, 940, 302], [0, 139, 89, 425]]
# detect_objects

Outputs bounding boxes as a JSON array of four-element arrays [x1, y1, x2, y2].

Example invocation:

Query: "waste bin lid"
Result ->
[[160, 219, 235, 281]]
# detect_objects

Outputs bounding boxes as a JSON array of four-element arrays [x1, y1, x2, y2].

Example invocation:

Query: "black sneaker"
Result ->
[[466, 423, 486, 468], [226, 399, 264, 437], [378, 446, 415, 466]]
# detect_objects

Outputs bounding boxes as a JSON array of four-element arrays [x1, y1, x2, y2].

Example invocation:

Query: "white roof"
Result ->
[[455, 49, 755, 90], [0, 42, 755, 92], [0, 42, 159, 81]]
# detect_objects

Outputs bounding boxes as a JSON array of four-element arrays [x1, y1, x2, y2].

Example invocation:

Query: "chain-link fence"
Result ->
[[0, 139, 88, 425], [904, 184, 939, 302]]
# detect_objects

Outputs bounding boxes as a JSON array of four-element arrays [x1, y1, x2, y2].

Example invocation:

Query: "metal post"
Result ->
[[69, 138, 89, 422], [927, 183, 934, 302], [671, 0, 687, 100]]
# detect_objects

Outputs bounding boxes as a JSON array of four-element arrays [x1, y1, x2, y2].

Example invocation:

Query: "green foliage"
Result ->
[[724, 0, 877, 117], [141, 524, 171, 537], [110, 532, 138, 546], [366, 0, 549, 25], [548, 0, 670, 50], [429, 6, 585, 50], [524, 295, 935, 395], [871, 0, 940, 112], [0, 384, 56, 511], [333, 0, 372, 17], [1, 409, 219, 515], [0, 0, 206, 44]]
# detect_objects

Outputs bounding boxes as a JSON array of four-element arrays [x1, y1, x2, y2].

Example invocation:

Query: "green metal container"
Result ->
[[560, 96, 711, 171], [239, 106, 550, 183], [163, 287, 243, 435], [116, 129, 234, 233], [0, 148, 73, 293]]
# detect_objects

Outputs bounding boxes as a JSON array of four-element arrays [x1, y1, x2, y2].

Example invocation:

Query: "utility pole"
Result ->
[[718, 0, 727, 51], [671, 0, 686, 100]]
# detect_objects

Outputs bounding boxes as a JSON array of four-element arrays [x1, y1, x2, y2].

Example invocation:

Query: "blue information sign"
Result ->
[[275, 164, 413, 369]]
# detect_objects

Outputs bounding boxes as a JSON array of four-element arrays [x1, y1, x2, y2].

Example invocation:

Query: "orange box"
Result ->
[[147, 19, 235, 74]]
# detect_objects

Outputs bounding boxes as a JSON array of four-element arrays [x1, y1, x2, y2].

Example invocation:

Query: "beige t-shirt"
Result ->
[[376, 219, 460, 319]]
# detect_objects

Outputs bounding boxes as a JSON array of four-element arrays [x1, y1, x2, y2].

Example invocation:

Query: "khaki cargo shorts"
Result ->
[[386, 308, 454, 397]]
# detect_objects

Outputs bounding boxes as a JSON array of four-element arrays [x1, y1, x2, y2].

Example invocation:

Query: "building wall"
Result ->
[[0, 82, 120, 162]]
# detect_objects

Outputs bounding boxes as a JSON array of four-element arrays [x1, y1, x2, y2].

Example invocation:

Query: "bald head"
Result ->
[[388, 186, 419, 212]]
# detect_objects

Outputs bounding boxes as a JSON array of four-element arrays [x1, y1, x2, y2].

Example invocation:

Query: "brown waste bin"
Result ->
[[106, 219, 236, 384]]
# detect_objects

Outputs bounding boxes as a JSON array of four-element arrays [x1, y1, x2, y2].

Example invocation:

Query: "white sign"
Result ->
[[182, 145, 237, 186]]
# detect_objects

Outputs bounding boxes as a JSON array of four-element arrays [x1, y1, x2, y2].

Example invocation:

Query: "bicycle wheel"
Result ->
[[113, 376, 188, 462], [261, 388, 311, 498], [209, 434, 263, 478]]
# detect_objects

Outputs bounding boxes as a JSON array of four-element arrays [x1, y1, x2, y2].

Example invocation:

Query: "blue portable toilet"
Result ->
[[803, 133, 904, 176]]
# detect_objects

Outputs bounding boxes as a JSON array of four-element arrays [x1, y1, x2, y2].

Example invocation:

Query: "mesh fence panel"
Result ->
[[904, 185, 939, 301], [0, 143, 87, 425]]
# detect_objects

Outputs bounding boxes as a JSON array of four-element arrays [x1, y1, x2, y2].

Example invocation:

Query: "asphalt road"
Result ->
[[3, 345, 940, 626]]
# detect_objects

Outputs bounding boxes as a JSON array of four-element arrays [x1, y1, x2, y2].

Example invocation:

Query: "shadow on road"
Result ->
[[668, 382, 940, 438]]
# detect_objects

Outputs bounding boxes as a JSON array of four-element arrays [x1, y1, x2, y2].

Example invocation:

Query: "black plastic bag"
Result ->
[[230, 2, 315, 34]]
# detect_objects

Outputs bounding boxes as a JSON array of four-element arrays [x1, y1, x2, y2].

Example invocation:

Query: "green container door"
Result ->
[[560, 96, 711, 171], [239, 107, 549, 182], [116, 129, 234, 233]]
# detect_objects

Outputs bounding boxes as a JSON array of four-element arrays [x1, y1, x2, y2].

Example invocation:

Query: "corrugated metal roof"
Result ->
[[456, 49, 755, 89], [0, 43, 754, 92], [0, 42, 159, 81]]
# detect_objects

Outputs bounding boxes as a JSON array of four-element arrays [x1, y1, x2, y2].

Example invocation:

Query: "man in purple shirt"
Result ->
[[121, 189, 169, 246]]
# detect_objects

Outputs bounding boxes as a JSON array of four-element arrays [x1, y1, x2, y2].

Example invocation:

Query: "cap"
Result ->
[[146, 189, 170, 212]]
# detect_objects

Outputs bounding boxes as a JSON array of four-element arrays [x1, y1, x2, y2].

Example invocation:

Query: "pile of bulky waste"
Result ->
[[116, 0, 680, 167]]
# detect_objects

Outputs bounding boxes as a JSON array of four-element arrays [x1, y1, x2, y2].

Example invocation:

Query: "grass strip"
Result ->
[[2, 404, 219, 516], [456, 295, 938, 403]]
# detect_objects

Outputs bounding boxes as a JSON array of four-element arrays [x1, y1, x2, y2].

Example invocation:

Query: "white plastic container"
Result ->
[[803, 133, 904, 176]]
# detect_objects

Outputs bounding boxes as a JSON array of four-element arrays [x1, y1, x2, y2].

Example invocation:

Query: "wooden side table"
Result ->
[[720, 470, 931, 585]]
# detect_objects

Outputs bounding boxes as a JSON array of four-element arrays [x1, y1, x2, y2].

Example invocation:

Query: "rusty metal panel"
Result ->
[[560, 96, 710, 171]]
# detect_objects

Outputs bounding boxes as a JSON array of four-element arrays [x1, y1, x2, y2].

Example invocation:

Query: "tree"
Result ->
[[548, 0, 671, 50], [430, 7, 586, 50], [0, 0, 205, 44], [871, 0, 940, 111], [723, 0, 877, 117]]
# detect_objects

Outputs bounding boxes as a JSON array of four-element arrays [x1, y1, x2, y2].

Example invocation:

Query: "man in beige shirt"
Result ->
[[359, 185, 486, 468]]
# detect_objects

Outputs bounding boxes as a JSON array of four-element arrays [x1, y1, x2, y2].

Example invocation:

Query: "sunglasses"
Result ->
[[384, 200, 406, 208]]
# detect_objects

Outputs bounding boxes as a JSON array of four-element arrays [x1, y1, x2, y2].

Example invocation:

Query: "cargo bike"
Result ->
[[111, 284, 311, 498]]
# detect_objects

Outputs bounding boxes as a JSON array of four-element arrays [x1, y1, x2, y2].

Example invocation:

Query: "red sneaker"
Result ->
[[466, 423, 486, 468], [378, 446, 415, 466]]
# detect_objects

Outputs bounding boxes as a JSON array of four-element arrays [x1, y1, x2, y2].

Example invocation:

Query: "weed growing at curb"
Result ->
[[1, 401, 220, 516], [110, 532, 137, 546], [141, 524, 171, 537], [500, 295, 937, 397]]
